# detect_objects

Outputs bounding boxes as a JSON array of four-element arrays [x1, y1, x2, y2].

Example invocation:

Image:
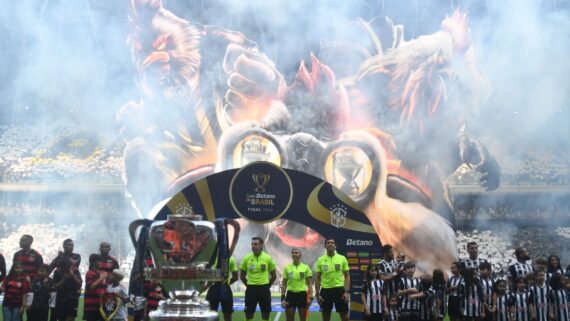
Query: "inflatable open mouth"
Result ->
[[273, 219, 322, 248]]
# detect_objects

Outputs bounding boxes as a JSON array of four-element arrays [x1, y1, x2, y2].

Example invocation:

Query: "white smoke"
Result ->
[[0, 0, 568, 277]]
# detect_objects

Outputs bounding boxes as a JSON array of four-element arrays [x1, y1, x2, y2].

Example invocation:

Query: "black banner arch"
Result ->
[[152, 161, 382, 320]]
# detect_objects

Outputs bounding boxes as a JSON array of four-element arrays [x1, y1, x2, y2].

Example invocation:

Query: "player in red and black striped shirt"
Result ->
[[144, 280, 167, 319], [83, 254, 108, 321], [98, 242, 119, 274], [12, 234, 43, 280], [141, 256, 167, 319], [1, 263, 30, 321], [49, 239, 81, 274]]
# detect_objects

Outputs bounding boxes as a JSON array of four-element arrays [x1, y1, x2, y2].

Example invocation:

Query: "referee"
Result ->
[[239, 237, 277, 321], [315, 238, 350, 321], [281, 248, 313, 321]]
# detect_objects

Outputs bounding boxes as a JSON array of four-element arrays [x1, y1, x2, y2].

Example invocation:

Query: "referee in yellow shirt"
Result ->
[[315, 238, 350, 321], [281, 248, 313, 321], [239, 237, 277, 321]]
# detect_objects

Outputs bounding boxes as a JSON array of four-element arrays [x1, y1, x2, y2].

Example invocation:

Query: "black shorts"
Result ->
[[286, 291, 308, 309], [448, 296, 462, 317], [28, 307, 50, 321], [83, 310, 104, 321], [206, 283, 234, 313], [419, 315, 434, 321], [319, 287, 348, 313], [400, 310, 420, 321], [366, 313, 384, 321], [56, 298, 79, 319], [245, 284, 272, 314]]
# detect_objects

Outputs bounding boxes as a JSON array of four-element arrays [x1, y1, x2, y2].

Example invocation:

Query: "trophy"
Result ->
[[240, 136, 271, 164], [129, 209, 240, 321], [332, 149, 363, 196]]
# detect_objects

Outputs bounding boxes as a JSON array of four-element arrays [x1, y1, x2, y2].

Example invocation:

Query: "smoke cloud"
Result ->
[[0, 0, 568, 273]]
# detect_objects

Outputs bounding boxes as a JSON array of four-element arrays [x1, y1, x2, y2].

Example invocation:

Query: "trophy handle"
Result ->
[[225, 219, 241, 256], [129, 219, 152, 249], [213, 218, 241, 281]]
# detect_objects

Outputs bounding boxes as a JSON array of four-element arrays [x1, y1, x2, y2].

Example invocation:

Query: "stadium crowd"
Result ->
[[0, 125, 568, 186], [449, 144, 570, 186], [455, 205, 570, 221], [0, 198, 126, 221], [0, 125, 123, 184], [508, 145, 570, 186]]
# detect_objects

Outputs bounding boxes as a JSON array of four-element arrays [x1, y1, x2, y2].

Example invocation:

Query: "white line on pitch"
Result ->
[[274, 311, 282, 321]]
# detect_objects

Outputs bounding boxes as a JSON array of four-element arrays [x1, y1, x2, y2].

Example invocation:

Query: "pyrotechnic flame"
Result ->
[[339, 130, 458, 273]]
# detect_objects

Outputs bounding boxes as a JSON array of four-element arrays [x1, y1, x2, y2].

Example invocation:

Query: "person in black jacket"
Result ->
[[28, 264, 53, 321]]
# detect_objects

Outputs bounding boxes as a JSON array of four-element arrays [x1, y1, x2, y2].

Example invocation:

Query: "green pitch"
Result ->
[[222, 312, 343, 321], [7, 299, 449, 321], [12, 309, 342, 321]]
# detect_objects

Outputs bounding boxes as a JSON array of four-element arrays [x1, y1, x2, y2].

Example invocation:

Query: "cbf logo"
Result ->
[[329, 204, 347, 228], [175, 203, 194, 216]]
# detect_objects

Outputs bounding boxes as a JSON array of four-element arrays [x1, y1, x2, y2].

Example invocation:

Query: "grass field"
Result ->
[[6, 310, 449, 321], [3, 299, 449, 321], [6, 305, 345, 321], [4, 297, 343, 321]]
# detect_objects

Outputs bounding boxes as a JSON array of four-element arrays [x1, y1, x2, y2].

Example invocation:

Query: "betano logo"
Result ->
[[346, 239, 373, 246]]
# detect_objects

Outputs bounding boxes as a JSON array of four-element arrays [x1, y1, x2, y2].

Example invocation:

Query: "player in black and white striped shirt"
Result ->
[[461, 242, 489, 274], [447, 262, 464, 321], [397, 262, 421, 321], [530, 269, 550, 321], [508, 248, 533, 291], [493, 279, 511, 321], [408, 275, 435, 321], [509, 277, 535, 321], [362, 265, 388, 321], [459, 268, 485, 321], [380, 245, 402, 298], [388, 295, 401, 321], [479, 262, 495, 321], [419, 282, 435, 321], [549, 274, 569, 321]]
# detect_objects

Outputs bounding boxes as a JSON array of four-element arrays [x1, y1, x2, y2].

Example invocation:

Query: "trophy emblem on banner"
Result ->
[[241, 137, 271, 164], [332, 149, 363, 196], [252, 173, 271, 193], [130, 208, 240, 321]]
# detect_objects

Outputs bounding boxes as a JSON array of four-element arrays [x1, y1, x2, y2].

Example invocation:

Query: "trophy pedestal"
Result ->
[[149, 291, 218, 321]]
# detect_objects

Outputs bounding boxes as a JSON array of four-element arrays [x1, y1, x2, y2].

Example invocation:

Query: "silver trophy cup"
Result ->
[[130, 210, 240, 321]]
